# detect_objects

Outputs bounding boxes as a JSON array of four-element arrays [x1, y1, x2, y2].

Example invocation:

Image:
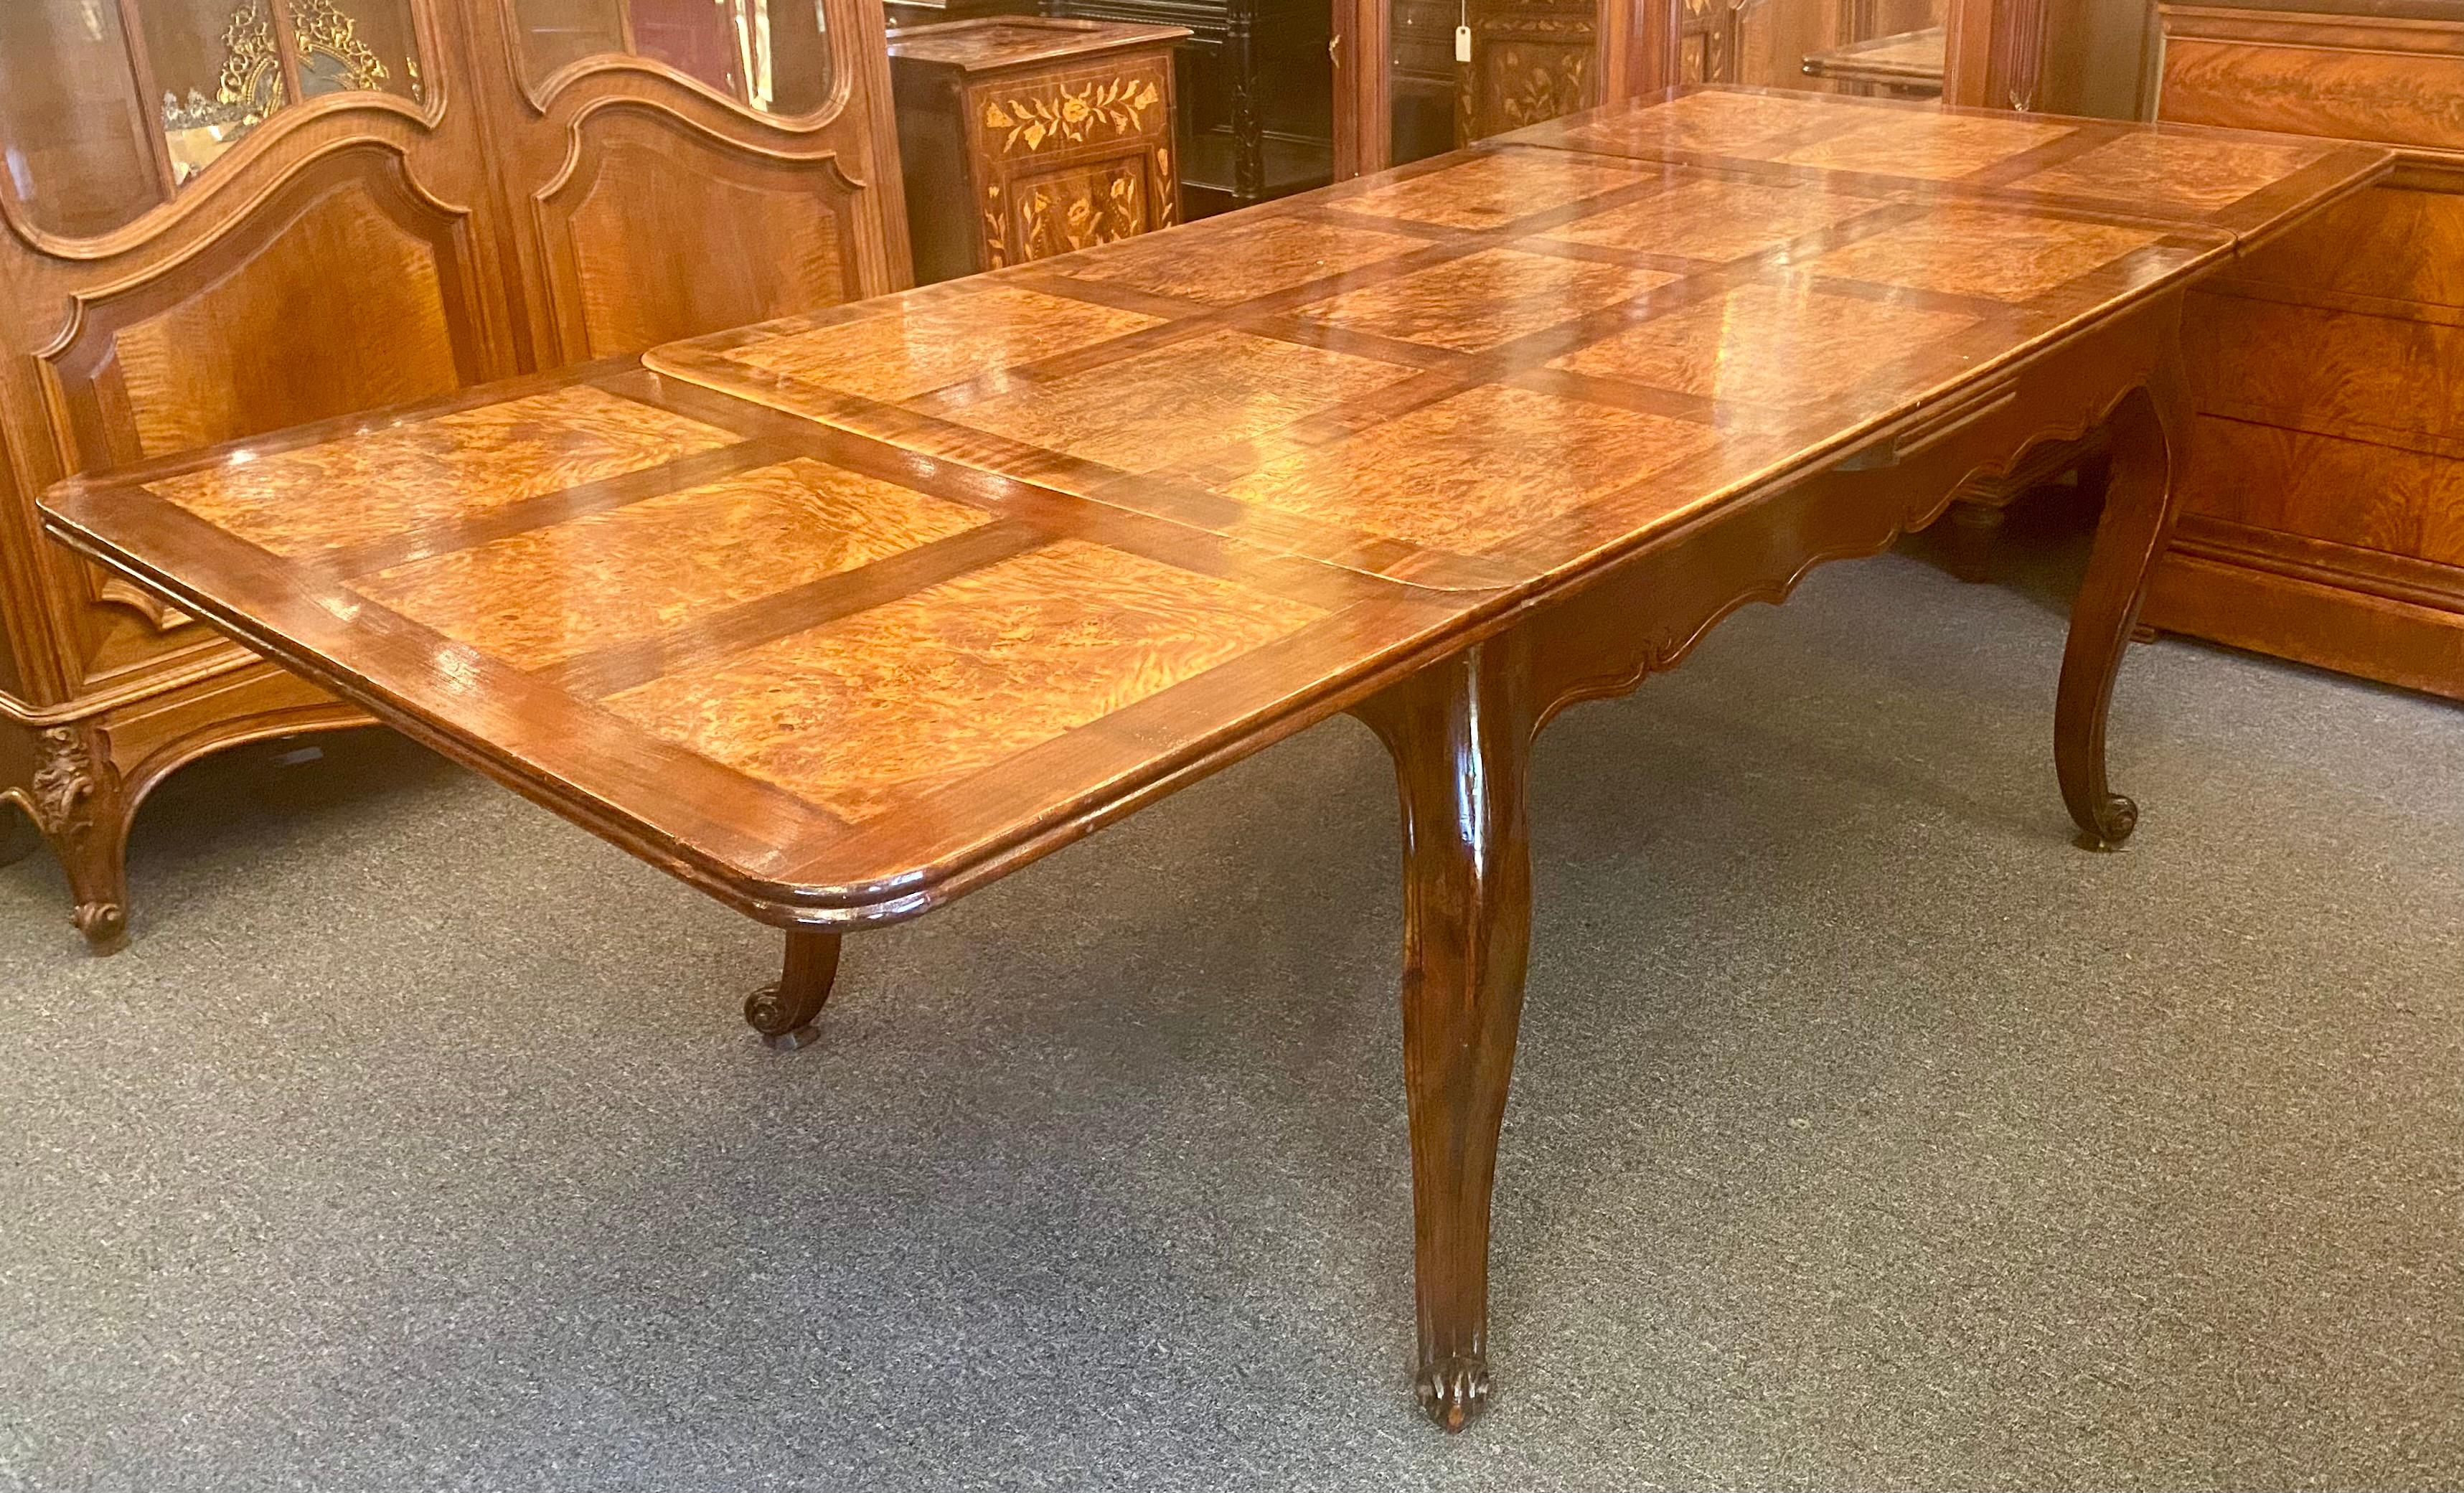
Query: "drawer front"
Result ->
[[2219, 179, 2464, 313], [2186, 288, 2464, 451], [2159, 19, 2464, 154], [1007, 152, 1162, 261], [2180, 414, 2464, 569], [967, 56, 1173, 164]]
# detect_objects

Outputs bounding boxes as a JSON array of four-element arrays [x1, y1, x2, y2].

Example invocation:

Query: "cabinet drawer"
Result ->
[[2184, 287, 2464, 451], [2181, 414, 2464, 569], [2160, 18, 2464, 154], [2220, 181, 2464, 313], [967, 57, 1173, 163]]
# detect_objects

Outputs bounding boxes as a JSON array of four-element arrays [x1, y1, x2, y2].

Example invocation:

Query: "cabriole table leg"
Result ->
[[1355, 635, 1536, 1433], [2056, 356, 2193, 852], [745, 927, 842, 1051]]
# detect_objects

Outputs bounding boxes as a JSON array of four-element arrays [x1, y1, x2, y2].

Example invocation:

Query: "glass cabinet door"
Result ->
[[0, 0, 429, 237], [509, 0, 834, 115], [0, 1, 165, 238]]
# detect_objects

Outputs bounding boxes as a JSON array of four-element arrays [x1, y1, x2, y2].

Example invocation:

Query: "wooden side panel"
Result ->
[[98, 175, 471, 462], [471, 0, 911, 369], [2148, 541, 2464, 703], [2184, 288, 2464, 454], [541, 111, 858, 360]]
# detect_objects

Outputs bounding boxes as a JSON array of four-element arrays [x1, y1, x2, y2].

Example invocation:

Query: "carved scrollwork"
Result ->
[[29, 727, 99, 840]]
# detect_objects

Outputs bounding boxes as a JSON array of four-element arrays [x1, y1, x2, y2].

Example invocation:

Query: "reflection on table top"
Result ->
[[43, 88, 2389, 926]]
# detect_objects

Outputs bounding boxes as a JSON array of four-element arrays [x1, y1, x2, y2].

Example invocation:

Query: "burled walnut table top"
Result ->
[[43, 88, 2387, 928]]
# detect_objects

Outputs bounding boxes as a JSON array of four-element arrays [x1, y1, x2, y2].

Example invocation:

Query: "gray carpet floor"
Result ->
[[2, 517, 2458, 1492]]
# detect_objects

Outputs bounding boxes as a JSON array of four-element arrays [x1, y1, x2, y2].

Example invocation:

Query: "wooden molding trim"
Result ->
[[2160, 4, 2464, 57], [2168, 512, 2464, 616]]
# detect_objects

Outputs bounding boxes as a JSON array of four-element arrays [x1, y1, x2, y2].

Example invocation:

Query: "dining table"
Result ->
[[41, 84, 2390, 1430]]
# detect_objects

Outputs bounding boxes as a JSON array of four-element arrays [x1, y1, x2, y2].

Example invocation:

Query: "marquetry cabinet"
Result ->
[[0, 0, 906, 951], [890, 17, 1185, 281], [2143, 3, 2464, 701]]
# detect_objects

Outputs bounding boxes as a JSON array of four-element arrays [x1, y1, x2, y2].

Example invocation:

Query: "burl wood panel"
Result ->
[[1772, 112, 2073, 179], [1545, 176, 1890, 262], [603, 540, 1322, 823], [1218, 385, 1718, 552], [1052, 215, 1430, 305], [923, 329, 1417, 474], [1291, 248, 1676, 351], [1811, 208, 2168, 301], [1332, 151, 1650, 230], [715, 287, 1162, 403], [148, 387, 735, 559], [1547, 283, 1985, 407], [2013, 133, 2333, 212], [353, 459, 993, 669]]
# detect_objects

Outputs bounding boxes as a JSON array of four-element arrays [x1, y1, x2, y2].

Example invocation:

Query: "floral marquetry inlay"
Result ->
[[982, 74, 1165, 156]]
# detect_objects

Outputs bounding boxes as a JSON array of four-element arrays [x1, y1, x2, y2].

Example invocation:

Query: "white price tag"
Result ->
[[1454, 24, 1472, 62]]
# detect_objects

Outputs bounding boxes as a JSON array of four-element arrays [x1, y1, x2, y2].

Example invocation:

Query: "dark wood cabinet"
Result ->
[[890, 17, 1185, 280], [0, 0, 906, 951], [2143, 2, 2464, 702], [1055, 0, 1333, 212]]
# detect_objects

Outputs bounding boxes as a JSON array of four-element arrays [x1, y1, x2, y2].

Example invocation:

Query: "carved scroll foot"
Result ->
[[1354, 635, 1536, 1435], [27, 725, 133, 955], [1416, 1355, 1491, 1433], [744, 928, 842, 1050], [2056, 364, 2188, 852]]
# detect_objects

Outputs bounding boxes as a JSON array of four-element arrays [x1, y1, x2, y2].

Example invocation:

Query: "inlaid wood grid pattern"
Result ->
[[44, 88, 2382, 918]]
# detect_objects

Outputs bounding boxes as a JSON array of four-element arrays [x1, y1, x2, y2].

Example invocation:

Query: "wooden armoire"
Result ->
[[0, 0, 908, 951]]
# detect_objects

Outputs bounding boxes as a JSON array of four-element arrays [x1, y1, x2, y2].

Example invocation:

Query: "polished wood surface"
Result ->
[[888, 17, 1188, 283], [41, 86, 2387, 1428], [2146, 3, 2464, 702], [1, 0, 911, 953]]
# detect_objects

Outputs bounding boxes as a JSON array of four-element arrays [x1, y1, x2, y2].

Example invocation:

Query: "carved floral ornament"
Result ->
[[30, 728, 98, 838], [983, 76, 1164, 154]]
